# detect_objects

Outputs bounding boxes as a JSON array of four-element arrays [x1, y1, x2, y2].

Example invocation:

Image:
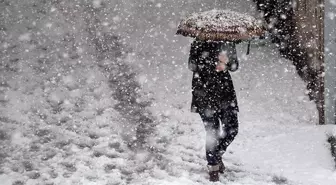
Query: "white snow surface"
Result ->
[[0, 0, 336, 185]]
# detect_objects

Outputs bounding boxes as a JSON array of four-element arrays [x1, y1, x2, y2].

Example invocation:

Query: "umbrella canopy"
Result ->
[[176, 9, 265, 41]]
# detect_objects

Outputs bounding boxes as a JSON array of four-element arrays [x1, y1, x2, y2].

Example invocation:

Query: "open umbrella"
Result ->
[[176, 9, 265, 42]]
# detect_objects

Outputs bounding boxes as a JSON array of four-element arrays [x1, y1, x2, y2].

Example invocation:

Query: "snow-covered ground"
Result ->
[[1, 0, 336, 185], [140, 42, 336, 185]]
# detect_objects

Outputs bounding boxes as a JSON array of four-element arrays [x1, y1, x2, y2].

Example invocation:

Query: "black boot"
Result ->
[[208, 165, 219, 182]]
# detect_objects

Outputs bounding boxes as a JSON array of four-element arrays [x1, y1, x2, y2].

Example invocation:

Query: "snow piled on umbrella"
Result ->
[[177, 9, 264, 41]]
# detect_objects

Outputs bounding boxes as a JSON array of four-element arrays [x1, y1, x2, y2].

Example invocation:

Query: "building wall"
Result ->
[[325, 0, 336, 124], [294, 0, 325, 124]]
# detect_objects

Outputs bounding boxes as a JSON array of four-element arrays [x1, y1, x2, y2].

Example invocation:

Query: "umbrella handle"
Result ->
[[246, 41, 251, 55]]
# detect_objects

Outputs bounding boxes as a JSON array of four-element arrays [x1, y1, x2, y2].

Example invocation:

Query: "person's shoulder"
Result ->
[[191, 40, 206, 50]]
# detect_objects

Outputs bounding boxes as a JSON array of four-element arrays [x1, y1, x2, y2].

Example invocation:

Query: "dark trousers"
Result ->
[[199, 108, 239, 165]]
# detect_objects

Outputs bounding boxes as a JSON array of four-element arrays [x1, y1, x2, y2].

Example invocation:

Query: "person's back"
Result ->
[[188, 40, 240, 181], [188, 40, 239, 113]]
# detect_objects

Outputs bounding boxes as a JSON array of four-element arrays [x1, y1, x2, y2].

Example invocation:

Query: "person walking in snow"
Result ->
[[188, 39, 239, 182]]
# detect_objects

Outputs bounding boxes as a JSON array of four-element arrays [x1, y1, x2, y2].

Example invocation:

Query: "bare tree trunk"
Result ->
[[253, 0, 325, 124]]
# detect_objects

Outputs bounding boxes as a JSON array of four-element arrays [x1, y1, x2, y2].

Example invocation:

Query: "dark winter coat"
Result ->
[[188, 40, 239, 113]]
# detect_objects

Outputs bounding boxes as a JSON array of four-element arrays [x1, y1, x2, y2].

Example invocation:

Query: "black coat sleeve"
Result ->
[[188, 41, 200, 72]]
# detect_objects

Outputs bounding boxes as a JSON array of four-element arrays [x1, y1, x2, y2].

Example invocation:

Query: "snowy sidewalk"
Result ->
[[1, 1, 335, 184], [138, 42, 336, 185]]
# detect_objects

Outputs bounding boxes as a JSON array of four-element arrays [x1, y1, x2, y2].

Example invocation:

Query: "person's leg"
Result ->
[[218, 108, 239, 155], [199, 110, 222, 181], [199, 110, 221, 166]]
